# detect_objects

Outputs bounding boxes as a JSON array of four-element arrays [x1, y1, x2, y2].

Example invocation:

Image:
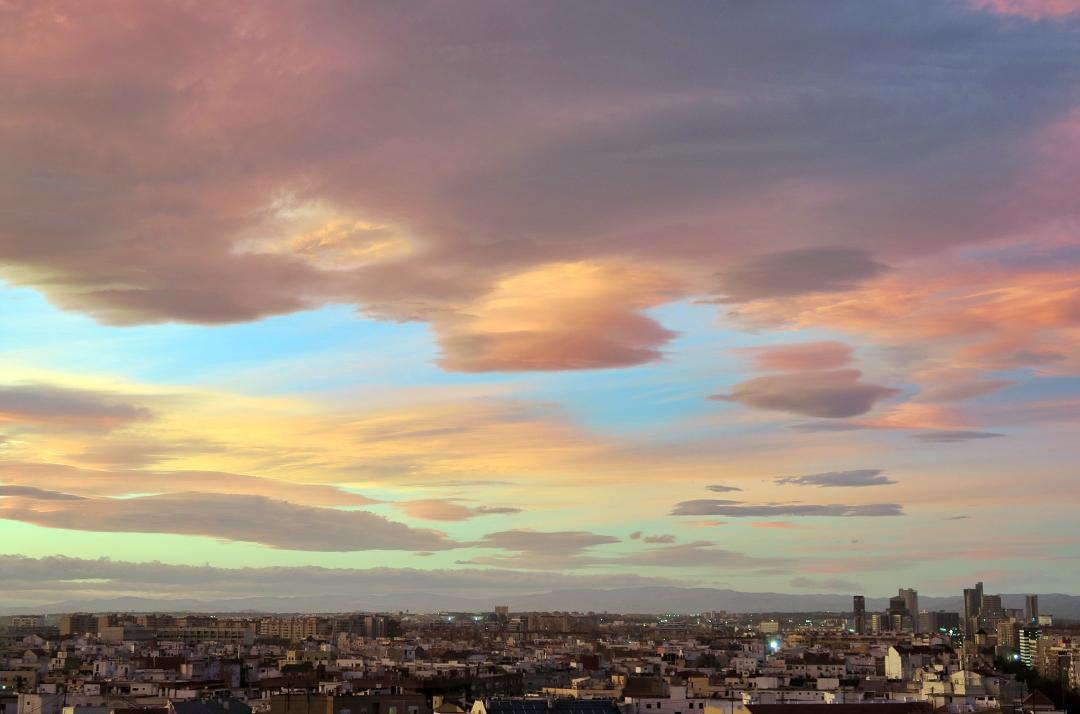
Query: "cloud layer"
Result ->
[[909, 430, 1006, 443], [0, 385, 151, 431], [0, 486, 85, 501], [715, 249, 890, 303], [0, 462, 379, 507], [3, 1, 1080, 374], [739, 341, 855, 372], [0, 492, 452, 552], [394, 499, 521, 521], [775, 469, 896, 487], [710, 370, 902, 418], [670, 500, 904, 517], [0, 554, 685, 603]]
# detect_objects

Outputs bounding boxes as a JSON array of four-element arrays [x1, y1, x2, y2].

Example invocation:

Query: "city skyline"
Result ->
[[4, 0, 1080, 604]]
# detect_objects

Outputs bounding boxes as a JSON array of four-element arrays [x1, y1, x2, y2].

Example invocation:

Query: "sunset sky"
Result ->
[[2, 0, 1080, 606]]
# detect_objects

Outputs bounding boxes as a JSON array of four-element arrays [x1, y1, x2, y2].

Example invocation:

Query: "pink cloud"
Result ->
[[1, 1, 1079, 375], [393, 499, 521, 521], [710, 370, 902, 418], [729, 252, 1080, 379], [737, 341, 855, 372], [970, 0, 1080, 19]]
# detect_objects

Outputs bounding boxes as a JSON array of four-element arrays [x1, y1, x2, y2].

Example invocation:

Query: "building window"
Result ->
[[389, 708, 397, 714]]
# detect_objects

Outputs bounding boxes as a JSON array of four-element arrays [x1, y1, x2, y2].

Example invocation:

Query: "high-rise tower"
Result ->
[[853, 595, 866, 634], [1025, 595, 1039, 624], [899, 588, 919, 632], [963, 582, 984, 637]]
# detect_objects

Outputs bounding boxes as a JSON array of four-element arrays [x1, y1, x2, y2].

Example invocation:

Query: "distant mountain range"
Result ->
[[3, 587, 1079, 618]]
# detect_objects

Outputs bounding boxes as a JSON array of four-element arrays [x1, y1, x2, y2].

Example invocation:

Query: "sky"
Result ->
[[3, 0, 1080, 607]]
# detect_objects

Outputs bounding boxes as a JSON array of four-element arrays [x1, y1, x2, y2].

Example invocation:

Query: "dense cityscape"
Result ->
[[1, 584, 1077, 714], [4, 7, 1080, 714]]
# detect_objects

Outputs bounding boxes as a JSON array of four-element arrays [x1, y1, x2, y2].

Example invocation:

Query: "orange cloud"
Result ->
[[435, 262, 683, 372], [864, 403, 977, 431], [726, 253, 1080, 378], [735, 341, 854, 372], [750, 522, 814, 530]]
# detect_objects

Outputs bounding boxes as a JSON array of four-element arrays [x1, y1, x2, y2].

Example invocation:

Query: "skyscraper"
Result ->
[[921, 610, 961, 634], [963, 582, 984, 637], [1025, 595, 1039, 624], [888, 595, 910, 631], [981, 594, 1005, 621], [899, 588, 919, 632], [853, 595, 866, 634]]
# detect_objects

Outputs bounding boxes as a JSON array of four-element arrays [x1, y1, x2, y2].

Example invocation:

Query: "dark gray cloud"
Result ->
[[670, 499, 904, 517], [472, 506, 524, 515], [460, 532, 789, 571], [457, 529, 622, 570], [0, 385, 151, 431], [786, 421, 868, 432], [0, 485, 86, 501], [622, 541, 792, 569], [909, 430, 1005, 443], [474, 530, 620, 557], [0, 461, 379, 507], [460, 529, 781, 572], [707, 484, 743, 493], [0, 554, 685, 602], [714, 248, 890, 303], [775, 469, 895, 487], [710, 370, 901, 418], [0, 492, 452, 552]]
